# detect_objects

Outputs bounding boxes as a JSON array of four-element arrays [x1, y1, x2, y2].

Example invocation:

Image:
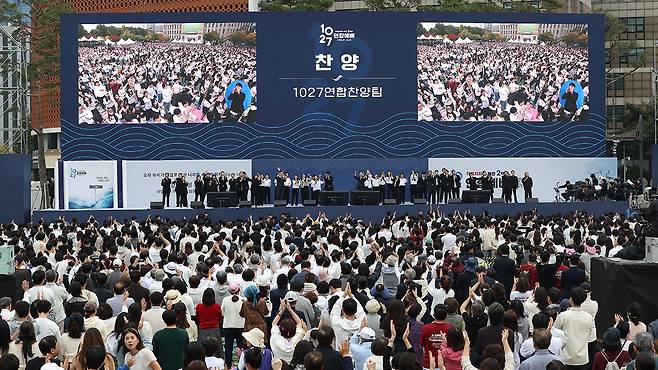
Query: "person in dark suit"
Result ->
[[481, 171, 494, 202], [274, 170, 285, 201], [161, 174, 172, 207], [324, 171, 334, 191], [175, 173, 188, 207], [228, 174, 238, 193], [237, 171, 251, 202], [466, 173, 478, 190], [560, 254, 587, 299], [354, 171, 366, 191], [493, 244, 516, 296], [218, 172, 228, 192], [501, 171, 512, 203], [427, 171, 436, 204], [510, 170, 519, 203], [228, 83, 246, 119], [417, 172, 427, 200], [522, 172, 533, 200], [201, 172, 212, 203], [194, 175, 204, 202], [451, 170, 461, 199], [440, 168, 451, 203]]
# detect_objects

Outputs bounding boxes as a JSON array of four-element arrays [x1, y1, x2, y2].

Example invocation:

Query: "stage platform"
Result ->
[[34, 201, 630, 224]]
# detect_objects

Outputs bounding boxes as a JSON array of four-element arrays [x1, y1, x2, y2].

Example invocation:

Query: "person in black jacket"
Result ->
[[175, 173, 188, 207], [194, 175, 204, 202], [466, 173, 478, 191], [451, 170, 461, 199], [315, 326, 354, 370], [161, 174, 172, 207], [522, 171, 533, 200], [237, 171, 251, 202], [439, 168, 451, 204], [510, 170, 519, 203], [481, 171, 494, 202], [501, 171, 512, 203], [427, 171, 436, 204], [492, 244, 516, 296], [324, 172, 334, 191]]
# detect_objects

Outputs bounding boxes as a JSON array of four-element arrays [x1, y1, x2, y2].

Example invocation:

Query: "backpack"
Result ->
[[601, 350, 623, 370]]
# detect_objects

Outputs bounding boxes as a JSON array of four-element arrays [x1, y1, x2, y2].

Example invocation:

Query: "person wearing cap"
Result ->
[[281, 291, 310, 325], [350, 326, 376, 370], [591, 327, 630, 370], [271, 299, 306, 364], [365, 299, 383, 339], [221, 282, 246, 369], [553, 287, 593, 369], [83, 301, 108, 341]]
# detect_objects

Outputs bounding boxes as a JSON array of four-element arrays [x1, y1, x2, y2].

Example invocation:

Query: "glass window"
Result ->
[[621, 17, 645, 33], [620, 48, 644, 64], [610, 73, 625, 90]]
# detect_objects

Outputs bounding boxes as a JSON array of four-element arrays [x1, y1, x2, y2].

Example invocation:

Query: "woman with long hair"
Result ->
[[196, 288, 222, 353], [284, 340, 314, 370], [441, 327, 465, 370], [123, 327, 162, 370], [502, 310, 523, 368], [7, 321, 38, 370], [61, 312, 85, 370], [623, 303, 647, 342], [383, 299, 408, 354], [72, 328, 115, 370], [173, 302, 198, 342], [182, 342, 206, 370], [128, 302, 153, 349], [107, 313, 130, 366], [0, 319, 10, 356]]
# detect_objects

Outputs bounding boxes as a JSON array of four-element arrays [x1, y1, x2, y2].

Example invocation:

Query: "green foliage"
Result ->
[[363, 0, 420, 11], [560, 32, 588, 47], [538, 32, 555, 44], [418, 0, 558, 12], [417, 23, 426, 36], [203, 31, 222, 44], [259, 0, 334, 11], [77, 24, 86, 37], [227, 31, 256, 46]]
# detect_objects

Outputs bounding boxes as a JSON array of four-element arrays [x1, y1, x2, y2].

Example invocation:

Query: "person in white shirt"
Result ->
[[311, 175, 324, 201], [34, 301, 61, 342], [22, 270, 54, 304], [553, 287, 593, 367], [330, 283, 366, 349], [202, 336, 226, 370], [519, 312, 565, 360], [396, 173, 407, 204], [271, 299, 307, 364]]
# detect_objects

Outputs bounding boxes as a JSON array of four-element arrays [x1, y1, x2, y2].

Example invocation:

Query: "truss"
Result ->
[[0, 25, 29, 154]]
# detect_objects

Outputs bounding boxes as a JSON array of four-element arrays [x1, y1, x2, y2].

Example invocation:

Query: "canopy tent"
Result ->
[[418, 34, 428, 40]]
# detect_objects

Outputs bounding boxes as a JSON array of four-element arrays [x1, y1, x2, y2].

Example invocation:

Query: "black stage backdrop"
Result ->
[[591, 257, 658, 338]]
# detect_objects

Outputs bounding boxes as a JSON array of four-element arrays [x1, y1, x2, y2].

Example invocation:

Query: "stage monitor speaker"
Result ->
[[448, 198, 462, 204], [492, 198, 504, 203], [461, 190, 491, 204], [303, 199, 317, 206], [384, 198, 397, 205], [274, 200, 287, 207], [526, 198, 539, 203], [190, 201, 204, 209], [350, 191, 380, 206], [319, 191, 349, 206], [239, 200, 252, 208], [150, 201, 163, 209], [206, 192, 238, 208], [413, 198, 427, 204]]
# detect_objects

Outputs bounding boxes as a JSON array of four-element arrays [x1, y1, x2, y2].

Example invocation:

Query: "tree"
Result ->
[[417, 23, 426, 36], [259, 0, 334, 11], [418, 0, 558, 12], [364, 0, 419, 11], [227, 31, 256, 46], [605, 12, 643, 90], [77, 24, 86, 38], [538, 32, 555, 44], [203, 31, 222, 44], [0, 0, 72, 208]]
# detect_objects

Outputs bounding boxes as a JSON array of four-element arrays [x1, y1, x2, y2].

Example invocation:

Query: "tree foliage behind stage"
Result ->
[[259, 0, 334, 11]]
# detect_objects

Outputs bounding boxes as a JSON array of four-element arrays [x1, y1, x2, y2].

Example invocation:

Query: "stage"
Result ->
[[34, 200, 630, 223]]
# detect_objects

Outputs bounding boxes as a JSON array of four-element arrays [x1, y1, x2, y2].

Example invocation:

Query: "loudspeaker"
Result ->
[[303, 199, 317, 206], [492, 198, 504, 203], [239, 200, 252, 208], [462, 190, 491, 204], [274, 200, 287, 207], [413, 198, 427, 204], [384, 198, 397, 205], [150, 201, 163, 209], [190, 201, 204, 209], [207, 192, 238, 208], [319, 191, 349, 206], [526, 198, 539, 203], [350, 191, 380, 206], [448, 198, 462, 204]]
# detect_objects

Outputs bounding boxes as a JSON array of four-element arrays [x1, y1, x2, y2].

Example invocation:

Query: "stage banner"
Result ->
[[122, 159, 252, 209], [63, 161, 117, 209], [428, 157, 618, 202]]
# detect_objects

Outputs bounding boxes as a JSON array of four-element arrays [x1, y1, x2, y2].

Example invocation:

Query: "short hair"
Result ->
[[532, 328, 551, 350], [488, 303, 505, 325], [84, 345, 107, 370], [201, 336, 219, 356], [0, 353, 19, 370], [531, 312, 550, 330], [38, 335, 57, 355], [150, 291, 163, 306], [634, 332, 654, 352], [162, 309, 177, 326], [35, 300, 51, 314], [569, 287, 587, 306], [546, 360, 567, 370], [342, 298, 357, 316], [304, 351, 324, 370], [636, 352, 656, 370], [114, 282, 125, 295]]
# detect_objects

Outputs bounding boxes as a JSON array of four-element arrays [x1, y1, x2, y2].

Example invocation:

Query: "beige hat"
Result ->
[[242, 328, 265, 348], [164, 289, 181, 305], [303, 283, 317, 293], [365, 299, 381, 314]]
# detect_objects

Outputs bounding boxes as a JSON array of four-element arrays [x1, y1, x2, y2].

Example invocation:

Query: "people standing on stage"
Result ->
[[291, 175, 300, 206], [228, 173, 237, 193], [311, 175, 323, 200], [237, 171, 251, 202], [261, 175, 271, 205], [218, 172, 228, 192], [252, 174, 263, 206], [481, 171, 494, 202], [427, 170, 436, 204], [451, 170, 461, 200], [418, 172, 427, 200], [395, 172, 407, 204], [510, 170, 519, 203], [300, 174, 310, 203], [501, 171, 512, 203], [440, 168, 451, 204], [194, 175, 204, 202], [283, 173, 291, 204], [324, 171, 334, 191], [385, 171, 394, 201], [354, 171, 366, 191], [175, 173, 188, 207], [410, 171, 419, 200], [275, 169, 285, 202], [161, 174, 172, 207], [202, 172, 212, 203], [210, 174, 219, 193], [466, 173, 478, 190], [378, 172, 386, 203], [522, 172, 533, 200]]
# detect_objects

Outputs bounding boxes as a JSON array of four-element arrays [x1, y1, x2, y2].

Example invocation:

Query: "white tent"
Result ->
[[126, 38, 135, 44], [116, 39, 128, 45], [463, 37, 472, 43], [418, 34, 428, 40], [455, 37, 465, 44], [443, 36, 453, 43], [104, 39, 114, 45]]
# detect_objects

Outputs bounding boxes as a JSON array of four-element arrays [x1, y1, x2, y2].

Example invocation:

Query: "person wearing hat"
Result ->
[[591, 327, 630, 370], [365, 299, 384, 339], [164, 290, 182, 310], [82, 301, 108, 341], [625, 332, 658, 370], [350, 326, 376, 370], [238, 328, 273, 370]]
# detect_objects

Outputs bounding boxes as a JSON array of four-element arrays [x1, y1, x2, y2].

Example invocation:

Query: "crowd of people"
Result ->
[[78, 42, 257, 124], [417, 42, 589, 122], [0, 208, 655, 370], [557, 175, 644, 202]]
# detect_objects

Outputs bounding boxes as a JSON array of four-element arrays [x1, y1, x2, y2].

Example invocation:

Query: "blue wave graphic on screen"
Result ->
[[68, 191, 114, 209], [61, 113, 606, 160]]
